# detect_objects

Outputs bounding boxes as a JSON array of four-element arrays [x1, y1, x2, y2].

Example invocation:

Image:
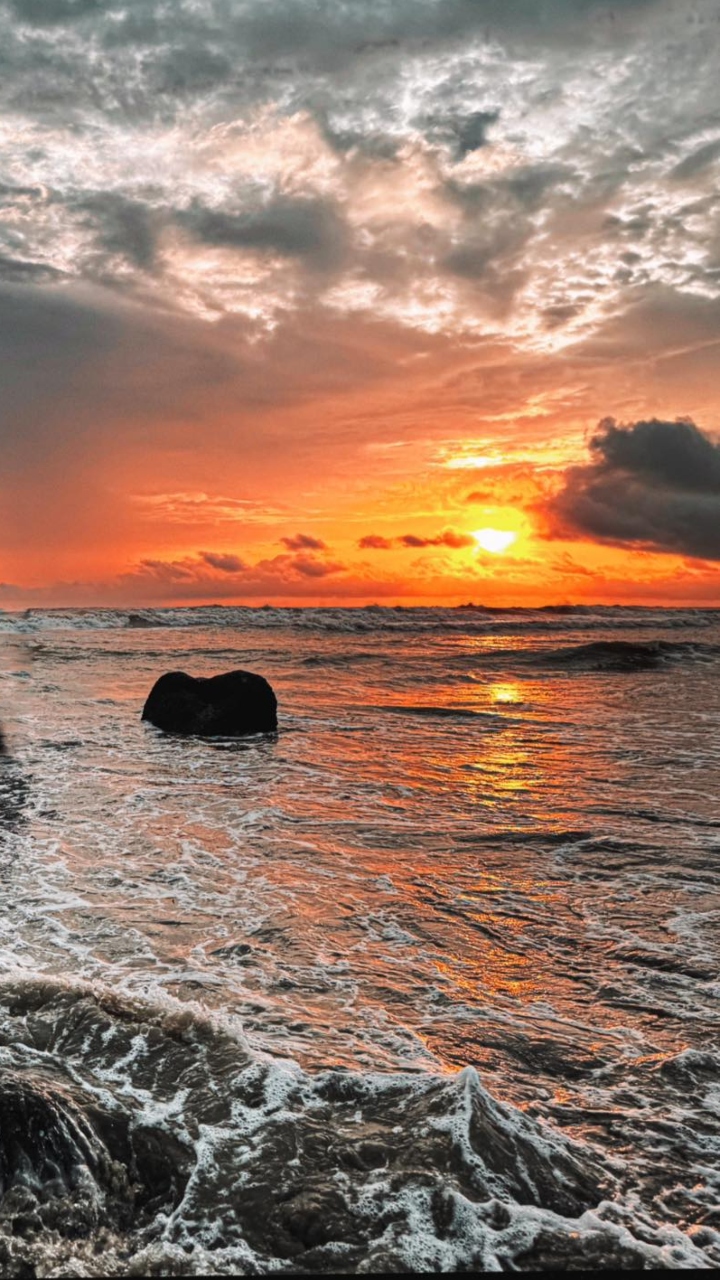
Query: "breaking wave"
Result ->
[[526, 638, 720, 671], [1, 604, 719, 638], [0, 979, 711, 1275]]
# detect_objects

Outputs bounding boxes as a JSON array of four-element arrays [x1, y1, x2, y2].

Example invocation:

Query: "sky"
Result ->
[[1, 0, 720, 608]]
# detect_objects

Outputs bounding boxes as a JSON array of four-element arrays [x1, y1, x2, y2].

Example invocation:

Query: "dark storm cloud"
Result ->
[[281, 534, 327, 551], [178, 198, 347, 270], [547, 417, 720, 560], [588, 417, 720, 491]]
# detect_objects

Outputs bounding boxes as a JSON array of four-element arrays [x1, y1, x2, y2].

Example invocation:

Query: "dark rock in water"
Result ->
[[142, 669, 278, 736]]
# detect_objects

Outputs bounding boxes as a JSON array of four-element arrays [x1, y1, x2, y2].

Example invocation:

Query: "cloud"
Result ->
[[358, 534, 393, 549], [136, 548, 346, 592], [0, 0, 716, 352], [5, 0, 665, 55], [3, 0, 720, 607], [545, 417, 720, 560], [280, 533, 327, 551], [289, 553, 344, 577], [9, 0, 101, 23], [670, 138, 720, 182], [79, 194, 160, 271], [360, 529, 474, 549], [399, 529, 475, 548], [178, 197, 348, 272], [464, 461, 544, 506], [199, 550, 246, 572]]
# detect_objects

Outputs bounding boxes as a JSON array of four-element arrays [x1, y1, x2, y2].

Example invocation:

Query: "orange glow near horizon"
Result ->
[[1, 3, 720, 611]]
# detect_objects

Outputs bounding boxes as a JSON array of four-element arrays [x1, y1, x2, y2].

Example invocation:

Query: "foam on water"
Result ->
[[2, 603, 719, 638], [0, 978, 714, 1275], [0, 606, 718, 1271]]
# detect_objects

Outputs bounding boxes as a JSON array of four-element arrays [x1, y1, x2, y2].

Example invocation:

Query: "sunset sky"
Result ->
[[1, 0, 719, 607]]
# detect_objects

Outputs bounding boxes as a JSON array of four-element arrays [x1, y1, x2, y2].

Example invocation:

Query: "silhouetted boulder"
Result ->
[[141, 670, 277, 736]]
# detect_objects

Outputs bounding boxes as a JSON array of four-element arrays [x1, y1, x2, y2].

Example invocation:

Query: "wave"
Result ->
[[527, 639, 720, 671], [372, 703, 508, 721], [0, 977, 710, 1274], [1, 604, 719, 637], [300, 651, 380, 667]]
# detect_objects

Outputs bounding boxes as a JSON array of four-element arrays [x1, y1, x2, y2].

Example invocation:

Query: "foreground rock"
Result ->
[[0, 979, 713, 1275], [142, 669, 277, 736]]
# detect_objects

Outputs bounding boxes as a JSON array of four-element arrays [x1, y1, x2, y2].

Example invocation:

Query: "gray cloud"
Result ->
[[359, 530, 474, 550], [6, 0, 665, 54], [9, 0, 101, 23], [547, 417, 720, 560], [80, 194, 160, 271], [290, 554, 344, 577], [400, 530, 475, 548], [359, 534, 392, 549], [0, 0, 715, 346], [179, 197, 347, 271], [671, 138, 720, 182], [0, 254, 63, 283], [0, 0, 718, 436], [281, 534, 327, 551], [200, 551, 246, 572]]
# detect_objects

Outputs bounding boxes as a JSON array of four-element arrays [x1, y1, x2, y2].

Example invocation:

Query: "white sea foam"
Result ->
[[0, 607, 719, 1271]]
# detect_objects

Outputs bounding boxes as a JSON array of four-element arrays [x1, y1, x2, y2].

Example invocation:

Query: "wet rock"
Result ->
[[0, 1065, 192, 1251], [0, 1071, 108, 1204], [141, 669, 278, 736]]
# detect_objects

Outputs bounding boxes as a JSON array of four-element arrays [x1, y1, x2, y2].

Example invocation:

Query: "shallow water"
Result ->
[[0, 604, 718, 1273]]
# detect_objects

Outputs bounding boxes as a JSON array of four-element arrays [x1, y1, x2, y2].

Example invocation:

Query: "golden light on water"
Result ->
[[490, 682, 524, 705], [472, 528, 518, 554]]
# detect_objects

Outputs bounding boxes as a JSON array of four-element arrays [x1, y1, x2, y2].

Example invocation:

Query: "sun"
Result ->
[[472, 528, 518, 554]]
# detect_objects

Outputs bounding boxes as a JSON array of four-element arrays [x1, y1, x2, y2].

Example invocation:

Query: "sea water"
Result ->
[[0, 604, 718, 1273]]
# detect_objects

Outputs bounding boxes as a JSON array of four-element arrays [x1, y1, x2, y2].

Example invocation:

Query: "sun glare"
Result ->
[[472, 528, 518, 554]]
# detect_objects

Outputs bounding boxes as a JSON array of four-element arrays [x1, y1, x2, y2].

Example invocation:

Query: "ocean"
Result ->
[[0, 603, 718, 1274]]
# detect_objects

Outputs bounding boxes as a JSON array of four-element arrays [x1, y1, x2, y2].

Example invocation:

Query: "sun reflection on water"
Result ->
[[489, 682, 524, 705]]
